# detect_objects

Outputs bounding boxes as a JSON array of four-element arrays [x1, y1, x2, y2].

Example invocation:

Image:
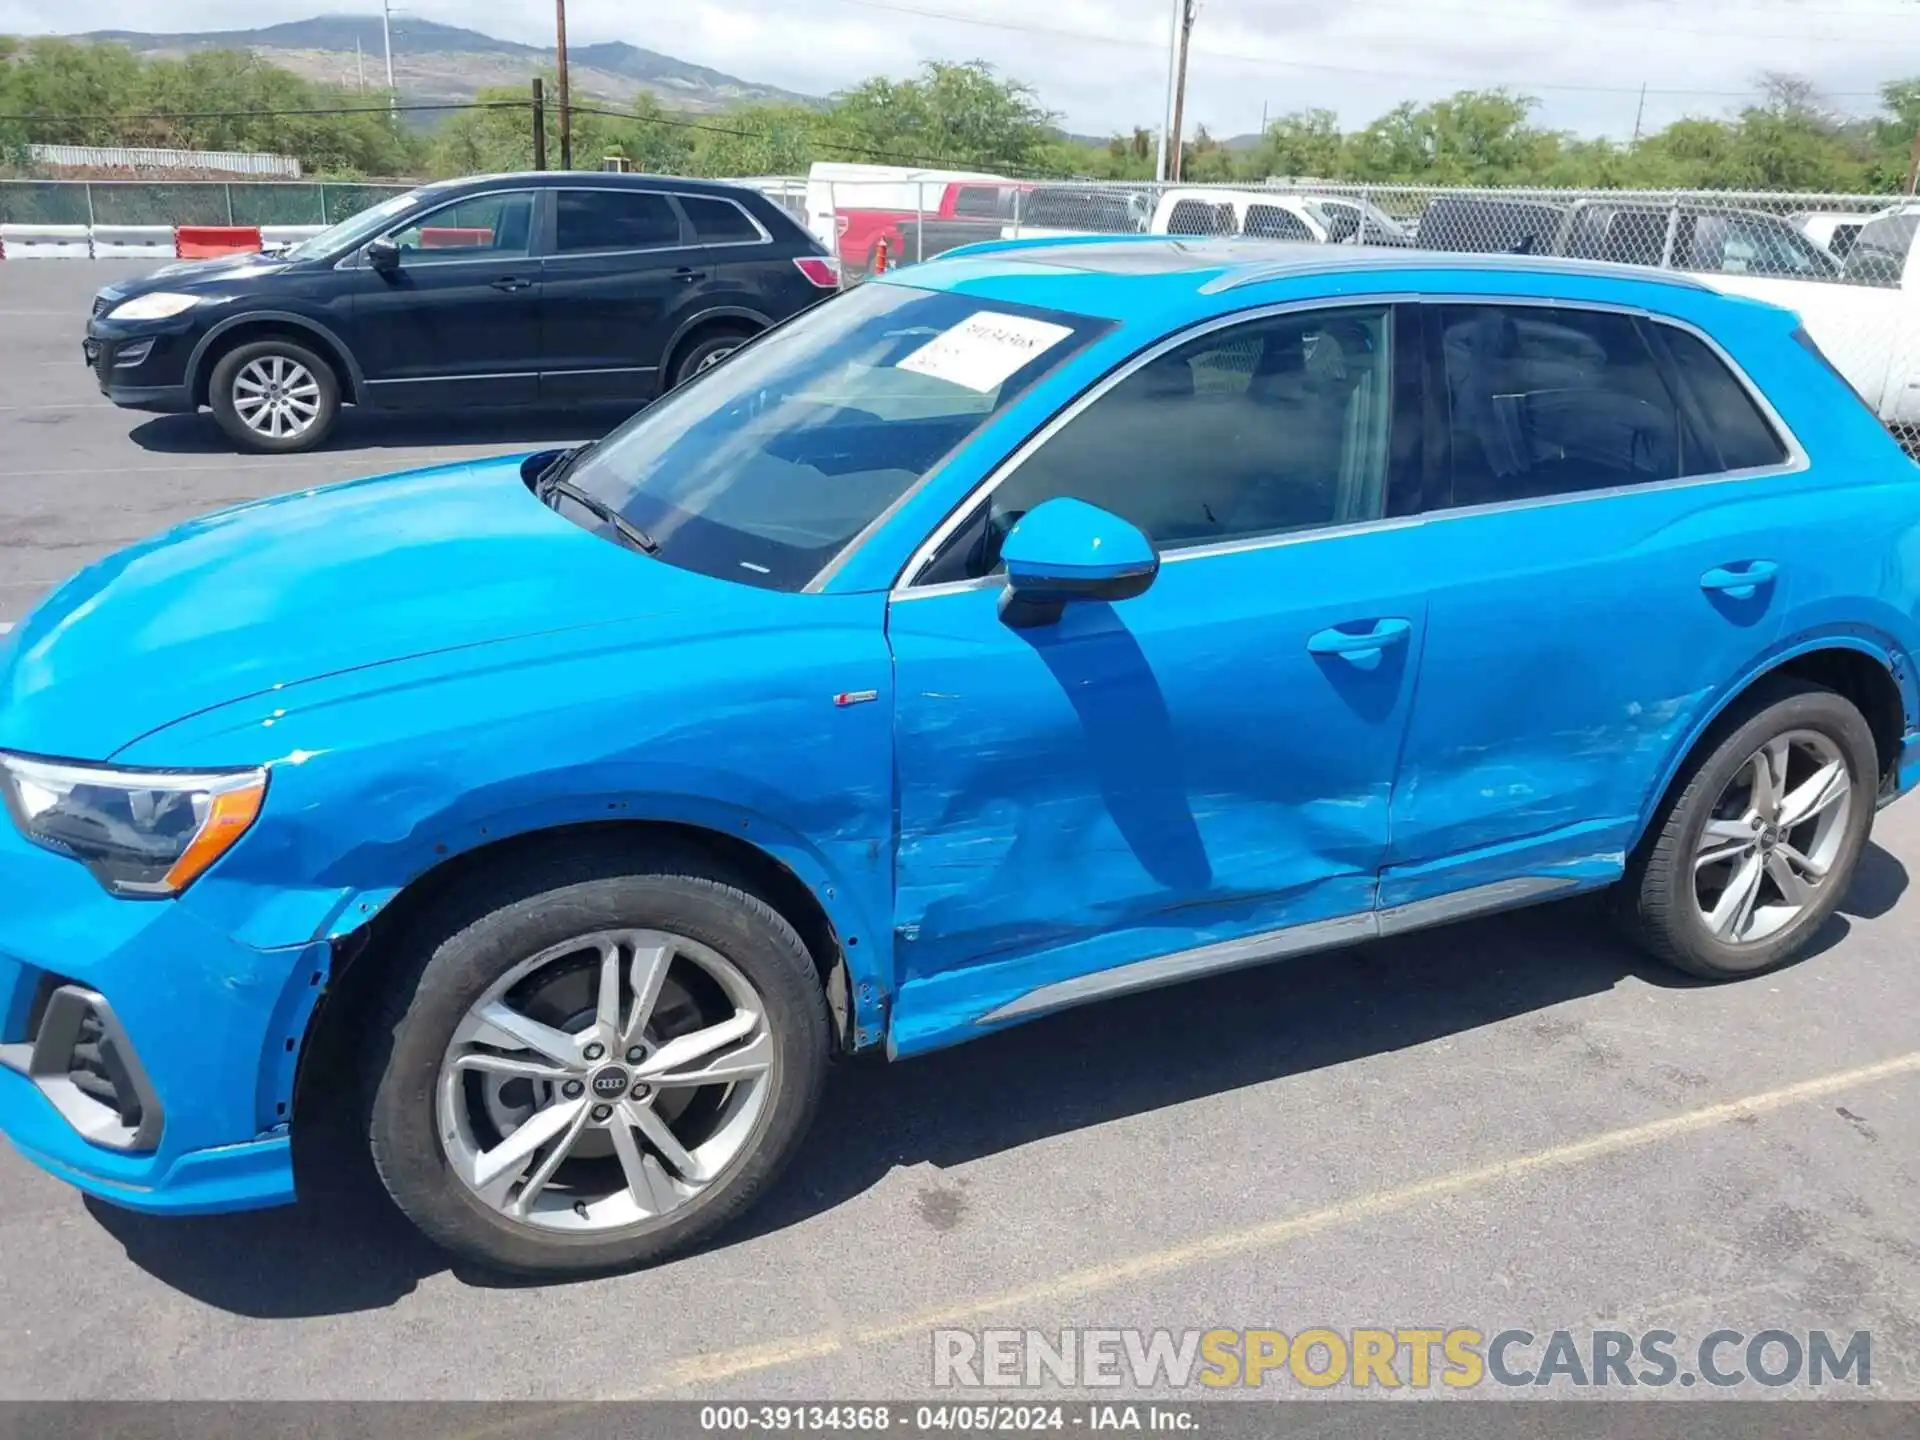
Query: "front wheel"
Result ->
[[361, 851, 830, 1275], [208, 339, 340, 453], [1621, 677, 1878, 979]]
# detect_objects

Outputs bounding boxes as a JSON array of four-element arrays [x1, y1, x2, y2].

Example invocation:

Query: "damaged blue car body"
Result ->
[[2, 237, 1917, 1267]]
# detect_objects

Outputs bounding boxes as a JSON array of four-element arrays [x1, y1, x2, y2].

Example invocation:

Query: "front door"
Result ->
[[538, 187, 714, 403], [885, 302, 1431, 1050], [346, 188, 542, 409], [1383, 300, 1798, 909]]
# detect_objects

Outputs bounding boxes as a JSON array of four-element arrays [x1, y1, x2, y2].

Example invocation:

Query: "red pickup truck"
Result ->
[[835, 180, 1030, 275]]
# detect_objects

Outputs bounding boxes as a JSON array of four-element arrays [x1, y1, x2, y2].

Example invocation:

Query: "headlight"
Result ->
[[0, 751, 266, 898], [106, 292, 203, 322]]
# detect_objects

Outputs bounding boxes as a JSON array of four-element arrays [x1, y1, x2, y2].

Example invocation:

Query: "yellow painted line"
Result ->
[[637, 1048, 1920, 1394]]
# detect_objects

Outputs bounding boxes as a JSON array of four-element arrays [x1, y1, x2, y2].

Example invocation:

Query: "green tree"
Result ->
[[825, 60, 1055, 171]]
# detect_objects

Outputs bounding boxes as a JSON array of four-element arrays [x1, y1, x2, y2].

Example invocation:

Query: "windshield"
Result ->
[[281, 189, 431, 261], [557, 281, 1109, 591]]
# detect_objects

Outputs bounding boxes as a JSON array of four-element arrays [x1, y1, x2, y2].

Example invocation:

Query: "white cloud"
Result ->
[[2, 0, 1916, 139]]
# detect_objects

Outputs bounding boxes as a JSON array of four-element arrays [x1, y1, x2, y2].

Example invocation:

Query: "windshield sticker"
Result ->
[[895, 312, 1076, 393]]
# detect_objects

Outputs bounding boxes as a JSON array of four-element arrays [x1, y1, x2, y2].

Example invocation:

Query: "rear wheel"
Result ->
[[361, 849, 830, 1275], [668, 327, 757, 389], [209, 338, 340, 453], [1621, 677, 1878, 979]]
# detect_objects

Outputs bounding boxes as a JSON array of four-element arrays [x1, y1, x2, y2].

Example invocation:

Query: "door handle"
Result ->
[[674, 267, 706, 283], [490, 276, 533, 292], [1700, 560, 1779, 600], [1307, 617, 1413, 661]]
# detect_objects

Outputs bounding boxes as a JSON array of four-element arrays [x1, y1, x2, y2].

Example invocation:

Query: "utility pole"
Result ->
[[554, 0, 573, 170], [380, 0, 397, 121], [355, 36, 365, 92], [1153, 0, 1181, 181], [1165, 0, 1197, 183], [532, 76, 548, 171], [1631, 82, 1648, 144]]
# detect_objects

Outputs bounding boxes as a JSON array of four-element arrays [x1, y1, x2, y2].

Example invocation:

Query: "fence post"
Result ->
[[916, 182, 926, 263], [319, 184, 330, 226], [84, 182, 95, 230], [224, 183, 235, 225], [1011, 185, 1022, 239], [531, 78, 548, 171]]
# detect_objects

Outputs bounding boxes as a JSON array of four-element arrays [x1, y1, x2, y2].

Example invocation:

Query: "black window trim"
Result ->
[[1417, 295, 1806, 522], [890, 292, 1806, 599]]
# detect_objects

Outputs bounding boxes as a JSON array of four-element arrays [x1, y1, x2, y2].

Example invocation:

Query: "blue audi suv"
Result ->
[[4, 238, 1917, 1275]]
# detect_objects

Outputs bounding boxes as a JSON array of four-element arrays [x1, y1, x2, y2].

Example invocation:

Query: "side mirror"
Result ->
[[365, 237, 401, 273], [998, 497, 1158, 629]]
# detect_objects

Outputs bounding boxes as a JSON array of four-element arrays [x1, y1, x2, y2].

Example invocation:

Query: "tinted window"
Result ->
[[1597, 209, 1668, 267], [1024, 190, 1140, 232], [953, 186, 1002, 219], [1167, 200, 1234, 236], [555, 190, 681, 252], [1244, 204, 1315, 242], [1315, 201, 1361, 244], [1682, 213, 1832, 278], [1415, 199, 1565, 254], [1437, 304, 1678, 507], [1658, 325, 1788, 473], [680, 195, 763, 243], [387, 191, 535, 260], [972, 307, 1394, 563]]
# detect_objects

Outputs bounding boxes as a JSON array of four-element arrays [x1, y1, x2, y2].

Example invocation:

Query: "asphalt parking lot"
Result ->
[[3, 260, 1920, 1405]]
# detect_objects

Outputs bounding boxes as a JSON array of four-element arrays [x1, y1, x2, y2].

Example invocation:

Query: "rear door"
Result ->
[[345, 188, 541, 409], [1383, 299, 1798, 910], [537, 187, 711, 403]]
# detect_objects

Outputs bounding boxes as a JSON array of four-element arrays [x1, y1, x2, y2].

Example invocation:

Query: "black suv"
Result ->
[[84, 172, 842, 452]]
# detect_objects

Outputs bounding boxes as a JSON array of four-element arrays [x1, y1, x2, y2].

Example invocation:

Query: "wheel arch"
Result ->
[[1629, 631, 1915, 856], [187, 311, 366, 407], [659, 307, 770, 391]]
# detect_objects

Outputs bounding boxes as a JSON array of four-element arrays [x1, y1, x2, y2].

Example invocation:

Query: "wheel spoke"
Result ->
[[609, 1113, 684, 1217], [464, 1096, 587, 1208], [621, 941, 675, 1046], [1750, 741, 1788, 821], [457, 1000, 582, 1067], [1695, 817, 1754, 871], [642, 1020, 772, 1088], [628, 1099, 707, 1181], [234, 375, 268, 394], [1765, 848, 1817, 909], [1708, 850, 1765, 940], [595, 938, 624, 1035], [234, 393, 266, 414], [1778, 759, 1848, 829], [509, 1101, 593, 1217], [1776, 840, 1829, 880], [453, 1051, 573, 1082]]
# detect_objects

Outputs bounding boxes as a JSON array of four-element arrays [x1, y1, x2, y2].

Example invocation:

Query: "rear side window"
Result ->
[[952, 186, 1002, 219], [1167, 200, 1234, 236], [680, 195, 764, 244], [1435, 304, 1678, 506], [555, 190, 681, 252], [1657, 325, 1788, 472], [1244, 204, 1315, 242]]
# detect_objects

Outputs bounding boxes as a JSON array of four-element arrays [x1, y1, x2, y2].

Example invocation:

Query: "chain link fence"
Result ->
[[0, 179, 411, 227], [813, 177, 1920, 454]]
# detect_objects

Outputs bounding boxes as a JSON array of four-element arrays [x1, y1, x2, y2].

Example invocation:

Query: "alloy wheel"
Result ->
[[232, 355, 322, 440], [436, 928, 775, 1232], [1692, 729, 1853, 945], [694, 344, 737, 374]]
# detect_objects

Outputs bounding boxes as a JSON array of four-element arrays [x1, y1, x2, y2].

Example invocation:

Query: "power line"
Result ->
[[822, 0, 1904, 97]]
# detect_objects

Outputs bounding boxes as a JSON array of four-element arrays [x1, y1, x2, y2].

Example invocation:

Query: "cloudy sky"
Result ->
[[2, 0, 1917, 140]]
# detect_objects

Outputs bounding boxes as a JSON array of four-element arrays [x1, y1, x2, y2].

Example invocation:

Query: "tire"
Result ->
[[1620, 676, 1879, 979], [669, 327, 756, 389], [360, 845, 830, 1276], [208, 338, 340, 454]]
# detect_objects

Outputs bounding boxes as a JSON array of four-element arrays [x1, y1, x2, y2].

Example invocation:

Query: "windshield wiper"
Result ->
[[539, 474, 659, 555]]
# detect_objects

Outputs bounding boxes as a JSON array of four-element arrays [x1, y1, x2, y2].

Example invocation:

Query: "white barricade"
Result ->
[[88, 225, 177, 260], [260, 225, 325, 247], [0, 224, 94, 259]]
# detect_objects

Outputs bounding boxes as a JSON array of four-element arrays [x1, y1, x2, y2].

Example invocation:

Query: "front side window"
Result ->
[[551, 282, 1107, 591], [386, 191, 536, 261], [1436, 304, 1679, 507], [1683, 214, 1831, 278], [1843, 212, 1918, 286], [554, 190, 682, 253], [922, 306, 1395, 581]]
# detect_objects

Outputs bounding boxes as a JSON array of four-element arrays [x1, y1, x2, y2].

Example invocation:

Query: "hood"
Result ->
[[98, 252, 296, 304], [0, 455, 755, 760]]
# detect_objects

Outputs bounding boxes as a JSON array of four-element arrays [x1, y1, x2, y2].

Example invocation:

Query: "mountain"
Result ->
[[76, 15, 814, 113]]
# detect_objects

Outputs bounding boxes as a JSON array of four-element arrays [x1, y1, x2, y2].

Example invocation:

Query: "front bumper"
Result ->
[[84, 315, 197, 413], [0, 818, 323, 1215]]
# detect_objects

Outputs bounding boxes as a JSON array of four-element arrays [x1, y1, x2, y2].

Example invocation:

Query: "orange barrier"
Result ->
[[418, 227, 493, 248], [176, 225, 263, 258]]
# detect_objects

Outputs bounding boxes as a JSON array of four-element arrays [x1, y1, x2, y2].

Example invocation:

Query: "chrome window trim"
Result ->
[[363, 370, 538, 385], [887, 290, 1806, 598]]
